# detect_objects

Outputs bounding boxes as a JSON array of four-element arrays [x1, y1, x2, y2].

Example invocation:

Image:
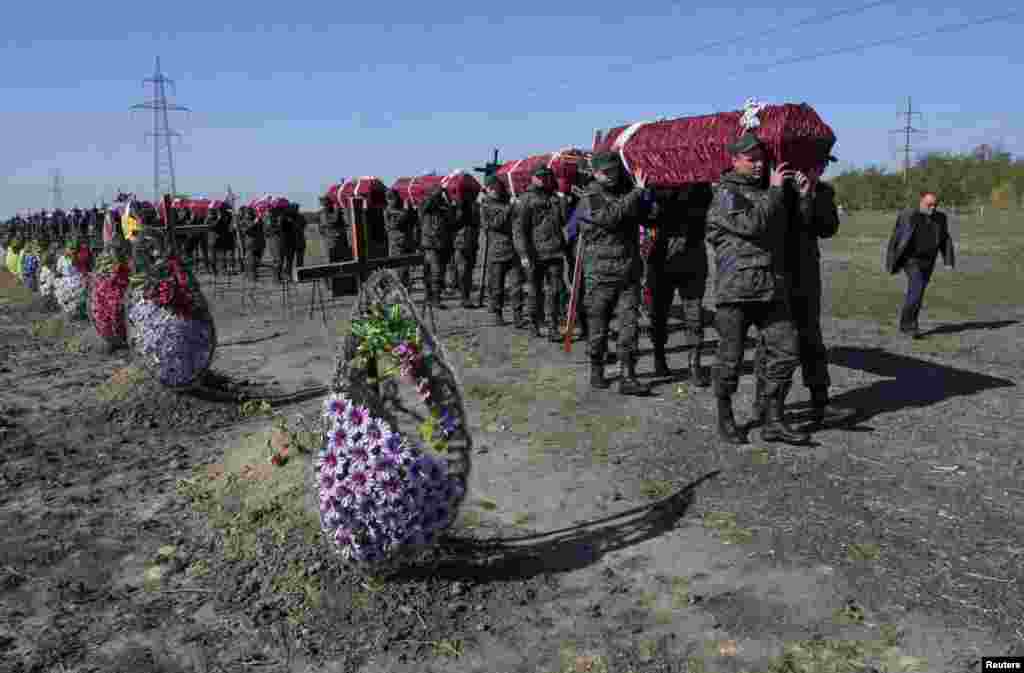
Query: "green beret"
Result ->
[[532, 166, 554, 178], [590, 152, 622, 171], [726, 132, 764, 155]]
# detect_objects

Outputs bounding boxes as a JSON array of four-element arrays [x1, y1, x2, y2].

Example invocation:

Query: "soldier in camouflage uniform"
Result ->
[[241, 207, 266, 282], [418, 187, 454, 308], [706, 132, 809, 445], [753, 155, 851, 428], [479, 175, 526, 325], [318, 196, 353, 296], [575, 152, 654, 395], [648, 183, 712, 386], [288, 203, 307, 270], [266, 205, 295, 283], [450, 193, 481, 308], [516, 166, 570, 340], [384, 189, 416, 286]]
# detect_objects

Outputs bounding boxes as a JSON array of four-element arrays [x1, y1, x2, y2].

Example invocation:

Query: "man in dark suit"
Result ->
[[885, 191, 956, 338]]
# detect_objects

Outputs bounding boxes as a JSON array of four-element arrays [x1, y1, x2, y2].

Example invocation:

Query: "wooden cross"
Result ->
[[293, 198, 425, 325]]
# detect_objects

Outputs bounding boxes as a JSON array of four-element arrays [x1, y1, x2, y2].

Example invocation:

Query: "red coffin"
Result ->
[[189, 198, 212, 218], [336, 177, 387, 209], [392, 175, 444, 206], [495, 149, 586, 196], [592, 103, 836, 186]]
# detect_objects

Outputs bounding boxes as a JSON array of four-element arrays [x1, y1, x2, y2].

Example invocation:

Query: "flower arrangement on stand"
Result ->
[[6, 237, 24, 276], [53, 240, 91, 320], [89, 235, 134, 349], [317, 301, 467, 569], [20, 240, 42, 292], [124, 252, 216, 388]]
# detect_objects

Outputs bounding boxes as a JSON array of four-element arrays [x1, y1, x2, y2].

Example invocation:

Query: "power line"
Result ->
[[131, 56, 190, 202], [889, 97, 926, 187], [726, 9, 1022, 79], [526, 0, 898, 96]]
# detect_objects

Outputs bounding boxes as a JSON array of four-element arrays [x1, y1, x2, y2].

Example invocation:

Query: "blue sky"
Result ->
[[2, 0, 1021, 216]]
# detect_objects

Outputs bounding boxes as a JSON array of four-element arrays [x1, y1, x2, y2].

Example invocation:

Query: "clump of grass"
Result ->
[[431, 639, 464, 658], [239, 399, 273, 417], [271, 560, 322, 611], [31, 317, 67, 339], [176, 421, 322, 563], [639, 479, 674, 500], [63, 335, 85, 354], [764, 638, 927, 673], [670, 576, 690, 608], [833, 600, 866, 625], [512, 512, 534, 527], [473, 497, 498, 511], [702, 511, 754, 545], [847, 542, 881, 562], [95, 366, 148, 403], [456, 510, 482, 530]]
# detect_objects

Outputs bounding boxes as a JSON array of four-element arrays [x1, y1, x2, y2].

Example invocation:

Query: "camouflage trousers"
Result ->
[[529, 257, 565, 328], [453, 248, 477, 302], [585, 274, 640, 364], [754, 290, 829, 390], [714, 301, 799, 398], [563, 246, 588, 332], [487, 258, 526, 316], [269, 235, 295, 282], [650, 267, 706, 348], [246, 245, 264, 283], [293, 231, 306, 270], [423, 248, 447, 304], [387, 235, 411, 285]]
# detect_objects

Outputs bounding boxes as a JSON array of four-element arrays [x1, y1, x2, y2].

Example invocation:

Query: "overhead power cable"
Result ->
[[726, 9, 1022, 78]]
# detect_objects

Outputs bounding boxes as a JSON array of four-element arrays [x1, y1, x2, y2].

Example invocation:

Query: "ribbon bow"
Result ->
[[740, 98, 767, 130]]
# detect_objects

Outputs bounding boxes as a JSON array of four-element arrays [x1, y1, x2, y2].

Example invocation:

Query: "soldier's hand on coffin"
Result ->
[[793, 171, 812, 197], [769, 162, 794, 188], [633, 167, 648, 190]]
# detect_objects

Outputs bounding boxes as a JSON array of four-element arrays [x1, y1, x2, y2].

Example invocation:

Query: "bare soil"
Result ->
[[2, 251, 1022, 673]]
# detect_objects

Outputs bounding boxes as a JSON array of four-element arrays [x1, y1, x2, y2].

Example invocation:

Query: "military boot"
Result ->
[[716, 396, 746, 444], [492, 309, 505, 326], [652, 343, 670, 377], [548, 321, 562, 343], [590, 361, 610, 390], [530, 322, 542, 338], [618, 357, 652, 396], [761, 387, 810, 444], [513, 310, 527, 329], [688, 338, 710, 387]]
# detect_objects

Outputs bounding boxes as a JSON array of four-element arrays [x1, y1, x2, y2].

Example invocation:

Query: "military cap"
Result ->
[[532, 166, 554, 178], [726, 131, 764, 155], [590, 151, 622, 172], [484, 174, 502, 187]]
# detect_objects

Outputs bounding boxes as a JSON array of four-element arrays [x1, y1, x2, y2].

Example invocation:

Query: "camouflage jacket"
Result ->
[[478, 194, 519, 263], [451, 202, 481, 251], [706, 170, 795, 304], [383, 206, 416, 253], [417, 189, 452, 250], [516, 186, 568, 261], [649, 184, 711, 275], [319, 207, 347, 237], [290, 211, 306, 243], [575, 180, 650, 280], [784, 181, 839, 295]]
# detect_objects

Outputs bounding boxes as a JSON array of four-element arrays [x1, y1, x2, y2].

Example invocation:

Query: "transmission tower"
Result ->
[[889, 97, 926, 189], [50, 169, 64, 211], [131, 56, 190, 202]]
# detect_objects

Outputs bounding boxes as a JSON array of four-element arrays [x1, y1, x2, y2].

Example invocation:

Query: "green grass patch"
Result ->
[[512, 512, 534, 527], [271, 559, 322, 611], [833, 600, 866, 626], [473, 497, 499, 511], [764, 638, 927, 673], [30, 317, 67, 339], [175, 421, 321, 564], [702, 511, 754, 545], [63, 335, 85, 354], [431, 639, 464, 658], [95, 366, 149, 404], [239, 399, 273, 418], [847, 542, 881, 562], [669, 576, 690, 608], [639, 479, 674, 500], [749, 446, 772, 465], [456, 509, 482, 530]]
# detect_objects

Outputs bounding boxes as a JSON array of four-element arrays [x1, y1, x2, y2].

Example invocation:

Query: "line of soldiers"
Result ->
[[3, 208, 106, 242]]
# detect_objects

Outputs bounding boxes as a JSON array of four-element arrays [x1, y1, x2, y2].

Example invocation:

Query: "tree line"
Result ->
[[829, 145, 1024, 211]]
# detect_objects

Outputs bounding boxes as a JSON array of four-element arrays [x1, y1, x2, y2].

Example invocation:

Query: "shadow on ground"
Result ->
[[800, 346, 1016, 427], [399, 471, 720, 583], [919, 319, 1019, 337]]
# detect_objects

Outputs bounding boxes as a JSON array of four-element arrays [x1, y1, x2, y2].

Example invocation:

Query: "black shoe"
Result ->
[[809, 388, 854, 426], [716, 396, 747, 444], [548, 326, 562, 343], [761, 393, 810, 444], [900, 326, 922, 339], [492, 311, 505, 326], [461, 300, 474, 309], [618, 376, 652, 396], [590, 363, 610, 390], [653, 354, 670, 377]]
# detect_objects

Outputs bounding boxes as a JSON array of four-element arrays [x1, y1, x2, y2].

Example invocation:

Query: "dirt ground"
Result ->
[[2, 231, 1022, 673]]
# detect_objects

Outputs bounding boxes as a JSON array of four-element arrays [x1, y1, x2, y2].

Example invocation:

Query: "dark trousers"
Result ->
[[585, 274, 640, 364], [293, 231, 306, 270], [487, 258, 526, 315], [247, 246, 264, 283], [454, 248, 477, 302], [423, 248, 446, 304], [899, 257, 936, 331], [529, 257, 565, 328], [269, 234, 296, 282], [755, 288, 830, 391], [650, 268, 706, 349], [714, 301, 799, 399], [324, 229, 354, 296]]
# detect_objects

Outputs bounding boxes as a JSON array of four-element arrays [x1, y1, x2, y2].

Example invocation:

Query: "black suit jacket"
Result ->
[[885, 208, 955, 274]]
